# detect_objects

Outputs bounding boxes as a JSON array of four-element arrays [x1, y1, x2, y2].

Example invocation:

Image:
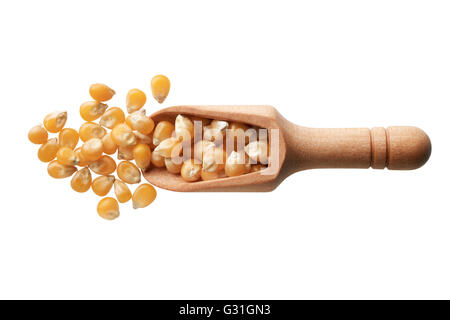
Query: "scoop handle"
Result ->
[[285, 125, 431, 170]]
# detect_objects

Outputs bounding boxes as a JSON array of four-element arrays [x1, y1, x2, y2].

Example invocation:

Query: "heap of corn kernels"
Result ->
[[29, 75, 269, 220]]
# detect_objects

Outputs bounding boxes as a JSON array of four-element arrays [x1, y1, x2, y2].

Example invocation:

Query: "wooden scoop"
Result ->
[[143, 105, 431, 192]]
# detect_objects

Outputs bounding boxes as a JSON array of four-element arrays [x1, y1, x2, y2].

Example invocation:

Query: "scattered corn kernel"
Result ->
[[225, 151, 249, 177], [151, 151, 165, 168], [117, 145, 134, 160], [151, 75, 170, 103], [245, 140, 268, 164], [79, 122, 106, 142], [59, 128, 79, 149], [117, 161, 141, 184], [175, 115, 194, 141], [111, 123, 136, 147], [88, 155, 116, 175], [74, 147, 89, 167], [97, 197, 120, 220], [28, 125, 48, 144], [132, 184, 157, 209], [165, 157, 182, 174], [99, 107, 125, 129], [114, 180, 132, 203], [91, 175, 115, 196], [81, 138, 104, 161], [56, 146, 79, 166], [38, 138, 59, 162], [89, 83, 115, 102], [126, 88, 147, 113], [133, 143, 152, 170], [101, 133, 118, 155], [47, 160, 77, 179], [126, 109, 155, 135], [134, 131, 153, 146], [79, 101, 107, 121], [71, 167, 92, 192], [181, 159, 202, 182], [43, 111, 67, 133], [153, 121, 175, 146]]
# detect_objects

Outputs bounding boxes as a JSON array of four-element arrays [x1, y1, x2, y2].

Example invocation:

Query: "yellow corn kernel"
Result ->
[[47, 160, 77, 179], [153, 121, 175, 146], [193, 140, 215, 161], [56, 146, 79, 166], [117, 161, 141, 184], [91, 175, 115, 196], [113, 180, 132, 203], [165, 157, 182, 174], [201, 170, 221, 181], [117, 145, 134, 160], [175, 114, 194, 141], [244, 141, 269, 164], [74, 147, 89, 166], [133, 143, 151, 170], [97, 197, 120, 220], [79, 122, 106, 142], [227, 122, 251, 149], [250, 164, 266, 173], [38, 138, 59, 162], [111, 123, 136, 147], [132, 184, 157, 209], [126, 88, 147, 113], [225, 151, 249, 177], [126, 110, 155, 135], [28, 124, 48, 144], [202, 147, 226, 173], [151, 151, 165, 168], [134, 131, 154, 147], [81, 138, 104, 161], [181, 159, 202, 182], [79, 101, 107, 121], [203, 120, 228, 143], [99, 107, 125, 129], [101, 133, 118, 155], [88, 155, 116, 175], [70, 167, 92, 192], [43, 111, 67, 133], [59, 128, 79, 149], [89, 83, 115, 102], [151, 75, 170, 103], [153, 137, 180, 158]]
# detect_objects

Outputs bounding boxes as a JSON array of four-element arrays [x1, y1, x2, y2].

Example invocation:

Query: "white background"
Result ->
[[0, 0, 448, 299]]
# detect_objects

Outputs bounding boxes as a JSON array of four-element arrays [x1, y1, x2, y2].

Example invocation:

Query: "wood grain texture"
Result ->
[[144, 105, 431, 192]]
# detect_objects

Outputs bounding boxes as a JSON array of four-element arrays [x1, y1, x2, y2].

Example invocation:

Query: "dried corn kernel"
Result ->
[[250, 164, 266, 172], [193, 140, 215, 161], [126, 88, 147, 113], [204, 120, 228, 143], [59, 128, 79, 149], [71, 167, 92, 192], [151, 75, 170, 103], [132, 184, 157, 209], [56, 146, 79, 166], [74, 147, 89, 167], [43, 111, 67, 133], [175, 115, 194, 141], [89, 83, 115, 102], [153, 121, 175, 146], [201, 170, 222, 181], [91, 175, 115, 196], [133, 143, 152, 170], [202, 147, 226, 173], [81, 138, 103, 161], [47, 160, 77, 179], [126, 110, 155, 135], [245, 141, 268, 164], [101, 133, 118, 155], [79, 122, 106, 142], [114, 180, 132, 203], [225, 151, 249, 177], [153, 137, 179, 158], [111, 123, 136, 147], [88, 155, 116, 175], [38, 138, 59, 162], [165, 157, 182, 174], [99, 107, 125, 129], [28, 125, 48, 144], [117, 145, 134, 160], [117, 161, 141, 184], [181, 159, 202, 182], [151, 151, 165, 168], [79, 101, 107, 121], [134, 131, 153, 146], [97, 197, 120, 220], [227, 122, 251, 149]]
